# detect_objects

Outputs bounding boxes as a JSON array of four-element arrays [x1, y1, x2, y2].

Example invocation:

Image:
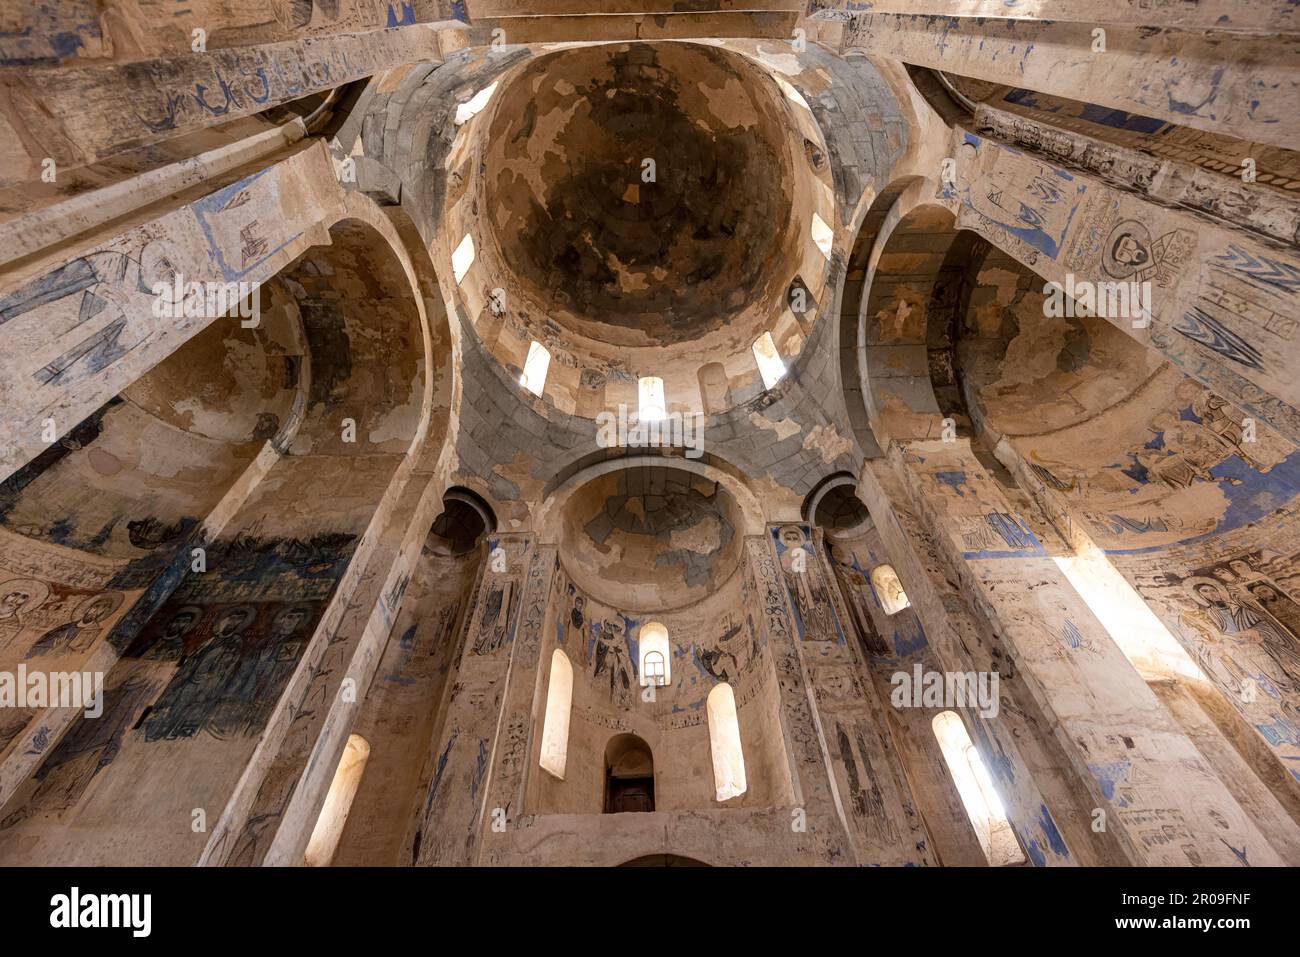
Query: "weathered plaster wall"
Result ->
[[527, 565, 790, 814], [0, 195, 455, 865], [825, 522, 988, 865], [332, 528, 482, 865], [558, 466, 744, 611], [3, 2, 1298, 870], [954, 251, 1300, 804]]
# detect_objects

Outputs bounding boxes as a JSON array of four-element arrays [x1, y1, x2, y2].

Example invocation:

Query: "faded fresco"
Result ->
[[2, 0, 1297, 872]]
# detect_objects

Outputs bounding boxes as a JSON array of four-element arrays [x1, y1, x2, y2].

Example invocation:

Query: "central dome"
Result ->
[[484, 43, 795, 346]]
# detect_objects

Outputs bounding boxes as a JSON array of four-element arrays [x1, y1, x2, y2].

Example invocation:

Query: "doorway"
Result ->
[[604, 733, 655, 813]]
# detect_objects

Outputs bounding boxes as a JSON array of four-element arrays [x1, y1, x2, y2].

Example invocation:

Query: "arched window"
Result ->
[[454, 80, 499, 125], [638, 621, 671, 687], [539, 649, 573, 779], [638, 376, 666, 421], [931, 711, 1025, 866], [774, 74, 812, 112], [870, 563, 911, 615], [643, 651, 666, 685], [520, 340, 551, 396], [451, 233, 475, 284], [304, 733, 371, 867], [752, 331, 786, 390], [811, 211, 834, 260], [707, 683, 746, 802]]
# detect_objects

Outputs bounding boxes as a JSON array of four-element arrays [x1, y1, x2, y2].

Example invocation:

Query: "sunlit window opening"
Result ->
[[638, 376, 666, 421], [451, 233, 475, 284], [1052, 543, 1204, 681], [811, 212, 834, 260], [520, 340, 551, 396], [707, 683, 747, 802], [870, 564, 911, 615], [539, 649, 574, 779], [752, 331, 787, 390], [454, 80, 499, 126], [304, 733, 371, 867], [774, 74, 812, 112], [638, 621, 671, 687], [932, 711, 1024, 866], [643, 651, 666, 685]]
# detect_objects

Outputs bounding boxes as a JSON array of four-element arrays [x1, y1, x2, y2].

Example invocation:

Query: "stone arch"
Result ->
[[947, 242, 1300, 805], [802, 472, 863, 528], [0, 243, 321, 815], [535, 448, 767, 543], [215, 196, 463, 867], [619, 853, 710, 867], [552, 462, 748, 613], [428, 488, 494, 558], [855, 185, 967, 448], [438, 486, 497, 541], [836, 176, 944, 455], [0, 190, 462, 866]]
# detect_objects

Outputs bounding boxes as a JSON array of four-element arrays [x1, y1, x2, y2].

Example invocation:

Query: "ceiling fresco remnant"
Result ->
[[561, 465, 742, 612], [485, 42, 793, 345], [0, 0, 1297, 897]]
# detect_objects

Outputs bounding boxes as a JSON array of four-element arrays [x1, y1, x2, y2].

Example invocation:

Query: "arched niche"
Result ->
[[802, 472, 870, 534], [534, 449, 767, 546], [0, 281, 307, 611], [839, 176, 982, 450], [323, 487, 489, 867], [604, 733, 655, 814], [555, 464, 746, 614], [0, 256, 316, 817], [944, 234, 1300, 802], [0, 195, 458, 866], [836, 175, 922, 457], [427, 488, 494, 558], [523, 557, 795, 820]]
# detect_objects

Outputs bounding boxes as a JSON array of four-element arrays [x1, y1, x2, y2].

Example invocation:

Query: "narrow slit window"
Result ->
[[520, 340, 550, 396], [752, 331, 786, 390], [811, 212, 834, 260], [304, 734, 371, 867], [451, 233, 476, 285], [870, 564, 911, 615], [539, 649, 573, 779], [707, 683, 747, 802], [638, 621, 671, 687], [638, 376, 666, 421], [932, 711, 1025, 866]]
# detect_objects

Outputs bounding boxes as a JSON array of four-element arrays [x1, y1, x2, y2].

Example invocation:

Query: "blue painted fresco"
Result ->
[[1088, 758, 1132, 807], [192, 169, 305, 281]]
